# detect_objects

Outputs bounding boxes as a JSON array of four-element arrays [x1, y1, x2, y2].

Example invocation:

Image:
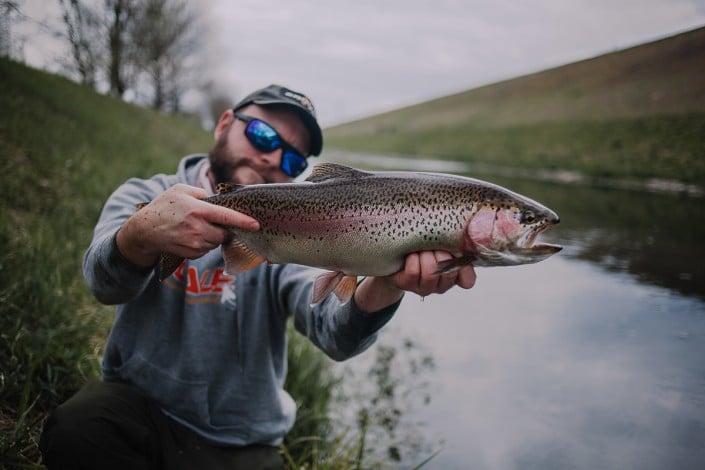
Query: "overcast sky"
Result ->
[[15, 0, 705, 126]]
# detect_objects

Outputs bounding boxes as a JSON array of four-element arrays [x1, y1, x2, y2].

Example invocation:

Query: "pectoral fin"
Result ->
[[222, 240, 265, 274], [434, 254, 475, 274]]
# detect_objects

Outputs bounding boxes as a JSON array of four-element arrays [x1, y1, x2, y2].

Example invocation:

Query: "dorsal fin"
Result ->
[[216, 182, 243, 194], [305, 163, 371, 183]]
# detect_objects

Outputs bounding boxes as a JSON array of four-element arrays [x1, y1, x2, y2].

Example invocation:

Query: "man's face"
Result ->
[[208, 104, 311, 186]]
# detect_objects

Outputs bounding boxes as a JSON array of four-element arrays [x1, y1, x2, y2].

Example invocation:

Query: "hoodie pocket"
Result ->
[[115, 354, 210, 425]]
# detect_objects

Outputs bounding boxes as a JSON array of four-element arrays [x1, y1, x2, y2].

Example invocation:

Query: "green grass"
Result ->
[[0, 58, 369, 469], [326, 26, 705, 185], [327, 113, 705, 183]]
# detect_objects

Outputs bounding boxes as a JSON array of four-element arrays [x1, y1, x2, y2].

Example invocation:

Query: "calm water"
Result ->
[[333, 159, 705, 469]]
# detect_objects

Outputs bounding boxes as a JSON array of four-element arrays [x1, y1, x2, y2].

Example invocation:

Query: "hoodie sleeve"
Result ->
[[83, 175, 174, 305], [275, 264, 401, 361]]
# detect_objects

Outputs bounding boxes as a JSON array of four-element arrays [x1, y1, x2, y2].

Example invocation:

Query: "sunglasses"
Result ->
[[234, 113, 309, 178]]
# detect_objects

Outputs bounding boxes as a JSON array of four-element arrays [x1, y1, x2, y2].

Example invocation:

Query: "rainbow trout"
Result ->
[[150, 163, 561, 304]]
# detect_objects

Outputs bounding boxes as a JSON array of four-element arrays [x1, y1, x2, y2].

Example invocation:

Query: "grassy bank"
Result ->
[[0, 58, 351, 468], [327, 113, 705, 184], [326, 27, 705, 185], [0, 56, 213, 467]]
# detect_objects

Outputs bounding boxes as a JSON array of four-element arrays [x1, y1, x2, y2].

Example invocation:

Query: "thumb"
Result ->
[[200, 202, 260, 231]]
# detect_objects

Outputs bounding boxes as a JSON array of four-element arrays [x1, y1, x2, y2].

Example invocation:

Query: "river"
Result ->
[[326, 153, 705, 469]]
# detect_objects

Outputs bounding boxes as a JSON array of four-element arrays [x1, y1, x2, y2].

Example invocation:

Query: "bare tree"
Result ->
[[55, 0, 139, 95], [50, 0, 206, 112], [57, 0, 102, 87], [132, 0, 200, 111], [0, 0, 22, 58], [105, 0, 138, 97]]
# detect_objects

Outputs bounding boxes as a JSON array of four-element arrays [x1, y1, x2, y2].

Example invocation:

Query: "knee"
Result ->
[[39, 391, 112, 465], [39, 409, 90, 467]]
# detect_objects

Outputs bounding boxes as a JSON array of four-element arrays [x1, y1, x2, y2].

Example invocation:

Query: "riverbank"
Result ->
[[325, 149, 705, 197]]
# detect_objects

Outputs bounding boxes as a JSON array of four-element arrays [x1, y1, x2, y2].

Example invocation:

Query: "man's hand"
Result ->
[[354, 251, 476, 314], [116, 184, 260, 268]]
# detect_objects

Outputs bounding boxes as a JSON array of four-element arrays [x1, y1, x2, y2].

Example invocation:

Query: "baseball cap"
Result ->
[[233, 84, 323, 156]]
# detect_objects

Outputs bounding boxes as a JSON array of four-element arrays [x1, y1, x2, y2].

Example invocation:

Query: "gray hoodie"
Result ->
[[83, 155, 399, 446]]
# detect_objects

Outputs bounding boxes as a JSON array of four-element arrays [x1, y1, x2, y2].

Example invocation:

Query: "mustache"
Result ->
[[208, 152, 273, 185]]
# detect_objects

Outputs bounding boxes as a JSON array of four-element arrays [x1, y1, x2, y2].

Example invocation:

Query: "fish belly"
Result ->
[[235, 216, 463, 277], [240, 230, 406, 277]]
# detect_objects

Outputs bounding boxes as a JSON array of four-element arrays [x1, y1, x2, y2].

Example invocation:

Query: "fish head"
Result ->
[[464, 186, 562, 266]]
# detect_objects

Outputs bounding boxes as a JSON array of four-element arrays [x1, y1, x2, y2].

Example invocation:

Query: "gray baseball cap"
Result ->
[[233, 84, 323, 156]]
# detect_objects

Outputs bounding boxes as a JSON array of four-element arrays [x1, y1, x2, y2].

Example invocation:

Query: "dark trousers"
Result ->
[[39, 380, 283, 470]]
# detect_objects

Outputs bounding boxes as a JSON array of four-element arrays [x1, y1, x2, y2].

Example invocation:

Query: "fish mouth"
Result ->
[[514, 223, 562, 255]]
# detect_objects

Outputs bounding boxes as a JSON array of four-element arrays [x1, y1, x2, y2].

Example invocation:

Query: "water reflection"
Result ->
[[328, 159, 705, 469], [397, 258, 705, 469]]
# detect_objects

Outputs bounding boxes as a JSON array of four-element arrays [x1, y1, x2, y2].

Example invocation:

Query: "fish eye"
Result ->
[[521, 210, 536, 224]]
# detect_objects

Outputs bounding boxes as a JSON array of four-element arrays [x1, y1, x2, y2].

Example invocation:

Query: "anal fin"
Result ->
[[333, 275, 358, 304], [311, 271, 344, 305], [223, 240, 265, 274]]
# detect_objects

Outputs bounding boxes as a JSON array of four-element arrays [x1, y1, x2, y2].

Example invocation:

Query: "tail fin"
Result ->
[[158, 253, 185, 281]]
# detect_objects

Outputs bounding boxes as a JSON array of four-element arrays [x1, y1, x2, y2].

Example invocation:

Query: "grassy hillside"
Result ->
[[0, 57, 214, 467], [0, 59, 347, 468], [326, 26, 705, 185]]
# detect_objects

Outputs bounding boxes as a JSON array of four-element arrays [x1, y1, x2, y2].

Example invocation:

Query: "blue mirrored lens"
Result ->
[[246, 120, 280, 152], [281, 150, 308, 177]]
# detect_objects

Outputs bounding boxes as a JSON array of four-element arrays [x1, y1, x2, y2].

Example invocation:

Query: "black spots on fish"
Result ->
[[219, 175, 479, 247]]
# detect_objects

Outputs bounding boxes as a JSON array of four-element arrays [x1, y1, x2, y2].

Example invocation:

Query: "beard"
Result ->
[[208, 130, 270, 186], [208, 131, 239, 186]]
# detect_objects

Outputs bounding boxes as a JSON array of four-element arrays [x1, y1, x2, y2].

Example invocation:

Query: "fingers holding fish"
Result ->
[[179, 225, 226, 257], [457, 265, 477, 290], [390, 251, 459, 297], [120, 184, 237, 266], [197, 200, 260, 232], [418, 251, 441, 294], [434, 251, 457, 294], [391, 252, 421, 289]]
